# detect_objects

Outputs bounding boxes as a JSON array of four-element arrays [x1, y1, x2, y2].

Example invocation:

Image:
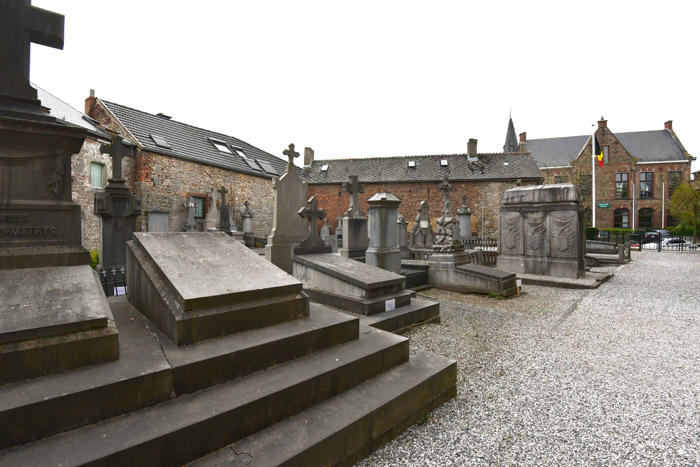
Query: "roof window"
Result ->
[[408, 160, 416, 168], [209, 138, 232, 154], [321, 164, 329, 171], [233, 147, 247, 158], [150, 134, 171, 149], [440, 159, 448, 167], [242, 156, 263, 172], [258, 160, 279, 176]]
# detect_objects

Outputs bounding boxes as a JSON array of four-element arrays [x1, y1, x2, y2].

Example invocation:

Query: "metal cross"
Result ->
[[342, 175, 365, 218], [0, 0, 64, 100], [283, 143, 300, 168], [100, 134, 134, 181], [298, 196, 326, 239]]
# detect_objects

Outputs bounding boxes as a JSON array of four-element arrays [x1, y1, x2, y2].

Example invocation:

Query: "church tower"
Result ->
[[503, 113, 519, 152]]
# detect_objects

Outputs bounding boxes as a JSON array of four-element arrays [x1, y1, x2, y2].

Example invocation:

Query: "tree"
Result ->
[[669, 181, 700, 243]]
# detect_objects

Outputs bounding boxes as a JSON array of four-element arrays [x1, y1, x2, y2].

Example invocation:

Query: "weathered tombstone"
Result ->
[[408, 200, 434, 259], [0, 1, 118, 384], [397, 214, 410, 259], [339, 175, 369, 261], [95, 134, 141, 274], [320, 218, 337, 252], [242, 200, 254, 234], [320, 218, 330, 237], [336, 214, 343, 247], [183, 196, 197, 232], [217, 186, 231, 234], [147, 209, 169, 232], [294, 196, 332, 255], [496, 184, 585, 278], [366, 192, 402, 273], [456, 194, 473, 241], [205, 187, 220, 231]]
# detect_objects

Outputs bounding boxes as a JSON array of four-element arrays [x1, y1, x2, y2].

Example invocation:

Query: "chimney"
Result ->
[[467, 138, 478, 158], [519, 132, 527, 152], [85, 89, 95, 115], [304, 147, 314, 167], [664, 120, 673, 130], [598, 116, 607, 129]]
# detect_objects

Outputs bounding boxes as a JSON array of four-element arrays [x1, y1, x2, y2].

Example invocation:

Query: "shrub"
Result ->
[[90, 249, 99, 270], [585, 227, 599, 240]]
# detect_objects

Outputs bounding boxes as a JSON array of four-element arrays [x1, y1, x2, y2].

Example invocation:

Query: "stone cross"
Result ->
[[298, 196, 326, 238], [100, 135, 134, 181], [218, 186, 231, 230], [342, 175, 365, 218], [283, 143, 300, 170], [243, 200, 253, 218], [0, 0, 64, 100], [439, 177, 454, 217]]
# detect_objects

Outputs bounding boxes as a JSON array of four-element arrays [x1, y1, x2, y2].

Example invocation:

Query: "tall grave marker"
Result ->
[[339, 175, 369, 261]]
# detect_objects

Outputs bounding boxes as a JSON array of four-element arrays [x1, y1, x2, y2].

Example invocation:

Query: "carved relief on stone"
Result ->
[[549, 211, 577, 258], [48, 152, 65, 196], [524, 211, 546, 256], [500, 211, 521, 255]]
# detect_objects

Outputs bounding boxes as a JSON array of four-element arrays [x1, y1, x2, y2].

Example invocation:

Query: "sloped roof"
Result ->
[[302, 153, 542, 184], [504, 117, 518, 152], [528, 130, 689, 168], [100, 100, 287, 178], [33, 84, 110, 139]]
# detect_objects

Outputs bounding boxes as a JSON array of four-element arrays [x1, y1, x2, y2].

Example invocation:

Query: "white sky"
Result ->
[[31, 0, 699, 172]]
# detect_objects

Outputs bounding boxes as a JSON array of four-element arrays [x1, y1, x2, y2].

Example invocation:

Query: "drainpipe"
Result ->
[[662, 181, 666, 228]]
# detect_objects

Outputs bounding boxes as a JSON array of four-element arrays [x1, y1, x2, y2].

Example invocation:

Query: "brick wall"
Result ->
[[307, 179, 537, 237]]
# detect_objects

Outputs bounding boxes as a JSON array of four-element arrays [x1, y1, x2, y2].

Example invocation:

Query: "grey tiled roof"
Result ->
[[33, 84, 110, 140], [528, 130, 689, 168], [302, 153, 542, 184], [101, 100, 287, 178]]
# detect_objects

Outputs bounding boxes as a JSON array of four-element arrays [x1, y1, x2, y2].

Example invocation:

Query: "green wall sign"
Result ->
[[597, 203, 610, 208]]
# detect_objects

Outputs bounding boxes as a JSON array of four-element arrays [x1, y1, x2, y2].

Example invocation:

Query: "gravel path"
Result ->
[[356, 250, 700, 466]]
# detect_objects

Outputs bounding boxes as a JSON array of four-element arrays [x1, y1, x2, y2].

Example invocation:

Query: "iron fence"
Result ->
[[98, 266, 127, 297]]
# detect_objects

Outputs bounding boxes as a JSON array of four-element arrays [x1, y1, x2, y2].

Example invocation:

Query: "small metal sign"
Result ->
[[597, 203, 610, 208], [419, 220, 429, 228]]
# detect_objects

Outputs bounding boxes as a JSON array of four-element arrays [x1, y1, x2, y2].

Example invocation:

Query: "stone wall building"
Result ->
[[301, 141, 543, 237], [516, 117, 694, 229], [86, 94, 288, 238]]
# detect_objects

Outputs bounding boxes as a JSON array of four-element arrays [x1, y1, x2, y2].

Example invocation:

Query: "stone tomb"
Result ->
[[127, 232, 306, 345], [496, 184, 585, 279], [293, 253, 440, 332]]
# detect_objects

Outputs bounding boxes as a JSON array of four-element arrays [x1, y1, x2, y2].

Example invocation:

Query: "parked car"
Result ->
[[662, 237, 686, 247], [642, 230, 662, 244]]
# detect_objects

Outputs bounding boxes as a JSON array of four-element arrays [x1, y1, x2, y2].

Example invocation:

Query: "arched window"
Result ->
[[639, 208, 654, 229], [614, 208, 629, 228]]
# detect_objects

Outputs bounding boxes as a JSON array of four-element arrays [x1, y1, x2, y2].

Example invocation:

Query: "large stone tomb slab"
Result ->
[[432, 263, 517, 296], [0, 265, 119, 385], [497, 184, 585, 279], [127, 232, 308, 345]]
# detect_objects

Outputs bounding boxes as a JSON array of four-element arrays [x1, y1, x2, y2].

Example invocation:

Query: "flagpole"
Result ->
[[592, 130, 596, 227]]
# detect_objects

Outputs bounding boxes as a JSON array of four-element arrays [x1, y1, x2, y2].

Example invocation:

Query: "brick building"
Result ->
[[33, 85, 112, 251], [519, 117, 694, 229], [85, 94, 288, 239], [302, 140, 543, 236]]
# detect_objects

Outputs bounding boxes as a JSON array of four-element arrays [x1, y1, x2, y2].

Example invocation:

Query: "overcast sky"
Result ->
[[31, 1, 698, 172]]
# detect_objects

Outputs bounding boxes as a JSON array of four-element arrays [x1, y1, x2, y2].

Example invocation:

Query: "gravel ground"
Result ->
[[356, 250, 700, 466]]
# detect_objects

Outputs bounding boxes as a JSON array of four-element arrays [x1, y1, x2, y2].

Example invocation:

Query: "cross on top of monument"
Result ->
[[342, 175, 365, 218], [0, 0, 64, 102], [100, 135, 135, 181], [298, 196, 326, 239], [283, 143, 300, 168], [439, 176, 454, 217]]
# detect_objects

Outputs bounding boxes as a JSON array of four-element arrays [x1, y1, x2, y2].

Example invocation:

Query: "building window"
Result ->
[[554, 175, 568, 183], [639, 208, 654, 229], [615, 173, 628, 199], [578, 174, 592, 198], [613, 208, 629, 228], [640, 172, 653, 199], [603, 145, 609, 164], [90, 162, 105, 188], [669, 171, 682, 197], [193, 197, 205, 218], [209, 138, 232, 154]]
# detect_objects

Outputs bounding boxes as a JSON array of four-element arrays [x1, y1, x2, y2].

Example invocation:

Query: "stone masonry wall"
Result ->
[[307, 180, 538, 237]]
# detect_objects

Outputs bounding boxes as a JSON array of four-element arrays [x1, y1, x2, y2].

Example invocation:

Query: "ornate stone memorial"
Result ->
[[397, 214, 410, 259], [366, 192, 402, 273], [205, 187, 220, 231], [242, 200, 254, 234], [294, 196, 332, 255], [339, 175, 369, 261], [217, 186, 232, 234], [496, 184, 585, 279], [408, 201, 434, 259], [456, 194, 473, 241]]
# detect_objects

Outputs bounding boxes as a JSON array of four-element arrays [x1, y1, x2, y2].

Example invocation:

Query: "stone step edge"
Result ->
[[0, 328, 409, 467], [358, 296, 441, 333], [190, 349, 458, 467]]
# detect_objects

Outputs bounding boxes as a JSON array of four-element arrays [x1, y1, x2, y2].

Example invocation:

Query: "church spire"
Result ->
[[503, 113, 518, 152]]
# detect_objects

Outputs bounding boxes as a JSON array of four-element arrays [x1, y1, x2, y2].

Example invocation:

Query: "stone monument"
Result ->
[[205, 187, 220, 231], [95, 134, 142, 274], [217, 186, 232, 234], [366, 192, 402, 273], [294, 197, 332, 255], [242, 200, 254, 234], [265, 144, 308, 273], [496, 184, 585, 278], [397, 214, 410, 259], [339, 175, 369, 261], [0, 0, 118, 384], [456, 194, 473, 241], [408, 201, 434, 259], [183, 196, 197, 232]]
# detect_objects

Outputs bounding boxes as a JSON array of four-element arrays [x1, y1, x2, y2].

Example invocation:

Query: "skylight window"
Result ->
[[408, 161, 416, 168], [209, 138, 232, 154], [242, 156, 263, 172], [233, 147, 247, 158], [321, 164, 329, 171], [440, 159, 448, 167], [258, 160, 279, 176], [150, 134, 171, 149]]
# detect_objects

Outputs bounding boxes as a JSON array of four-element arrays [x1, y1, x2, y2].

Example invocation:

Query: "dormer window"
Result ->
[[408, 161, 416, 168], [209, 138, 232, 154]]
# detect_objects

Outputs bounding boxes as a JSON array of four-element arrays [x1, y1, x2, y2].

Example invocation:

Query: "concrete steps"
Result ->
[[358, 296, 440, 333], [189, 349, 457, 467]]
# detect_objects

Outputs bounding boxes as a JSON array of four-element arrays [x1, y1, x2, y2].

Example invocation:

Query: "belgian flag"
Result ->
[[594, 135, 604, 167]]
